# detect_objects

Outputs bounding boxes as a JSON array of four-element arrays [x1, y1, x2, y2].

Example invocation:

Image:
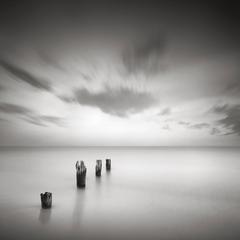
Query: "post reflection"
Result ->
[[72, 188, 86, 228], [38, 209, 51, 224]]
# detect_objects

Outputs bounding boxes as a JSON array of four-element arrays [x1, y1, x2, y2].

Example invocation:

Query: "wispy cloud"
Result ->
[[74, 87, 157, 117], [188, 123, 210, 129], [40, 116, 64, 126], [178, 121, 191, 126], [38, 51, 64, 71], [162, 124, 170, 130], [0, 117, 7, 122], [210, 127, 221, 135], [58, 95, 76, 103], [213, 104, 229, 114], [178, 121, 210, 130], [0, 102, 64, 127], [0, 103, 31, 115], [80, 72, 92, 82], [224, 78, 240, 95], [212, 104, 240, 135], [122, 33, 167, 75], [158, 107, 171, 116], [22, 115, 64, 127], [0, 60, 52, 91], [22, 116, 48, 127]]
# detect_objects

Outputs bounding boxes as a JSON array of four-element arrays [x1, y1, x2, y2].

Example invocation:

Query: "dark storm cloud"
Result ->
[[0, 60, 52, 91], [74, 87, 156, 116], [122, 33, 167, 75], [0, 102, 64, 127], [212, 104, 240, 135]]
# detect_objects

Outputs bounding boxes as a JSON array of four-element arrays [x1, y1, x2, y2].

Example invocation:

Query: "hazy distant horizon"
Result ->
[[0, 145, 239, 148]]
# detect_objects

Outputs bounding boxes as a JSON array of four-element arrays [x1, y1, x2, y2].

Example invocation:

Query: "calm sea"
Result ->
[[0, 147, 240, 240]]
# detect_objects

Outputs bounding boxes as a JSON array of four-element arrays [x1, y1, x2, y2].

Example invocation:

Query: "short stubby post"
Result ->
[[40, 192, 52, 209], [95, 159, 102, 177], [106, 158, 111, 171], [76, 161, 87, 188]]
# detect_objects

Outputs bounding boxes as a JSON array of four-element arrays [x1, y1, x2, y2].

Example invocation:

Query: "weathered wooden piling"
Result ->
[[95, 159, 102, 177], [40, 192, 52, 209], [76, 161, 87, 188], [106, 158, 111, 171]]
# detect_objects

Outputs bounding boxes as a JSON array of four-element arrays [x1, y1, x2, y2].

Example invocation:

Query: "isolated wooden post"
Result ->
[[95, 160, 102, 177], [40, 192, 52, 209], [76, 161, 87, 188], [106, 159, 111, 171]]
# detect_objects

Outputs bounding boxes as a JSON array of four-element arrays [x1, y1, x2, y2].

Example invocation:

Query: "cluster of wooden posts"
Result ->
[[40, 158, 111, 209]]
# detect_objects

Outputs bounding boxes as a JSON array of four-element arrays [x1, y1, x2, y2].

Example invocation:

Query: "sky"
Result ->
[[0, 0, 240, 146]]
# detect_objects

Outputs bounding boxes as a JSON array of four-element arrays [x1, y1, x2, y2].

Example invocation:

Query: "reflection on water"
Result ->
[[95, 176, 102, 191], [0, 147, 240, 240], [38, 208, 51, 224], [72, 188, 86, 228]]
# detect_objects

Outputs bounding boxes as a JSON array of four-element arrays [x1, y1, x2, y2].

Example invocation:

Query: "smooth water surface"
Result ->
[[0, 147, 240, 240]]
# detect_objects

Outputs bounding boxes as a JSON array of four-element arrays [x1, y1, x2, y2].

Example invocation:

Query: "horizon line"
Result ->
[[0, 145, 239, 148]]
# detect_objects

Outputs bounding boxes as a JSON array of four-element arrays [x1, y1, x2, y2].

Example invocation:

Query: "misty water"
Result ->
[[0, 147, 240, 240]]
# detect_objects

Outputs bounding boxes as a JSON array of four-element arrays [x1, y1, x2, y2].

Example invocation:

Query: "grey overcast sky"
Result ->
[[0, 0, 240, 146]]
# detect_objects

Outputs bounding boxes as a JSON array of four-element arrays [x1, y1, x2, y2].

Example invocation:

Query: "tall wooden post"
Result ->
[[76, 161, 87, 188], [106, 158, 111, 171], [95, 160, 102, 177], [40, 192, 52, 209]]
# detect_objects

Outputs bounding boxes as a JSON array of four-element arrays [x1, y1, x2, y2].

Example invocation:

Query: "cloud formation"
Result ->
[[0, 117, 7, 122], [74, 87, 156, 116], [0, 102, 63, 127], [40, 116, 64, 126], [0, 1, 239, 146], [122, 33, 167, 75], [158, 107, 171, 116], [210, 127, 221, 135], [0, 103, 31, 115], [58, 95, 76, 103], [178, 121, 210, 130], [38, 51, 64, 71], [224, 79, 240, 96], [213, 104, 240, 135], [0, 60, 52, 91], [178, 121, 190, 126], [188, 123, 210, 129], [80, 72, 92, 82], [22, 115, 64, 127]]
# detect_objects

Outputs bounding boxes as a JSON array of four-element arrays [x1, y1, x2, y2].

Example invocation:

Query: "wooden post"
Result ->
[[106, 158, 111, 171], [95, 160, 102, 177], [40, 192, 52, 209], [76, 161, 87, 188]]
